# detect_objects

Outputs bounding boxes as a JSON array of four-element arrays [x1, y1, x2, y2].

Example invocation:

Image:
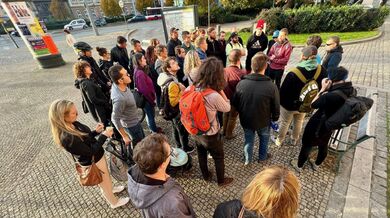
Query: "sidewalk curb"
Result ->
[[293, 30, 383, 48], [126, 29, 137, 41]]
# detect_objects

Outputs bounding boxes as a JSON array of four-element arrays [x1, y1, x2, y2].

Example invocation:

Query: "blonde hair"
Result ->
[[194, 36, 206, 48], [184, 50, 201, 76], [49, 99, 86, 147], [241, 166, 300, 218]]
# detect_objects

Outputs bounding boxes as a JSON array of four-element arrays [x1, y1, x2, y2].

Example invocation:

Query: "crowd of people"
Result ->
[[50, 19, 349, 217]]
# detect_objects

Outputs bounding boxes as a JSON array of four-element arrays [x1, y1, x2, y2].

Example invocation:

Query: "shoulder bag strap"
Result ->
[[313, 65, 322, 80], [238, 206, 245, 218], [290, 68, 307, 83]]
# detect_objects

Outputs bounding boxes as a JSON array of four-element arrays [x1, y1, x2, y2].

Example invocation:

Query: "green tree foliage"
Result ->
[[49, 0, 71, 20], [101, 0, 122, 17], [165, 0, 175, 6], [220, 0, 264, 11], [135, 0, 154, 13], [184, 0, 209, 7]]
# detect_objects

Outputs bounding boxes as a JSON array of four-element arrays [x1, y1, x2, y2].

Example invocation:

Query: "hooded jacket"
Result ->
[[245, 32, 268, 71], [157, 72, 182, 107], [78, 55, 110, 94], [280, 60, 327, 111], [268, 39, 293, 70], [110, 45, 130, 71], [322, 45, 343, 75], [213, 199, 260, 218], [232, 73, 280, 130], [74, 78, 110, 123], [127, 165, 196, 218]]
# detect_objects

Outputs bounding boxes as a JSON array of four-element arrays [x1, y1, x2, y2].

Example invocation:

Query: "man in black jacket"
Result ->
[[167, 27, 182, 57], [111, 36, 130, 73], [245, 19, 268, 73], [275, 46, 327, 147], [232, 53, 280, 165], [206, 27, 224, 63]]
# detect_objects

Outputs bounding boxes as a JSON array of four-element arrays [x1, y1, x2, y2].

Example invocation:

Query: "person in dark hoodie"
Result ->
[[167, 27, 182, 57], [73, 61, 111, 127], [128, 134, 196, 218], [206, 27, 224, 63], [175, 45, 188, 86], [322, 36, 343, 75], [96, 47, 113, 81], [245, 19, 268, 73], [232, 53, 280, 165], [290, 67, 355, 172], [74, 41, 111, 96], [274, 46, 327, 147], [213, 166, 300, 218]]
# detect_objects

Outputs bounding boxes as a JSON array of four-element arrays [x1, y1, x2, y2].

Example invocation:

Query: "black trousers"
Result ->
[[268, 68, 284, 90], [172, 116, 190, 151], [193, 133, 225, 184]]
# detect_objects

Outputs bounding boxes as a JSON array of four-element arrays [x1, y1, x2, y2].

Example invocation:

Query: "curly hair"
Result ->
[[195, 57, 226, 91], [73, 61, 91, 79]]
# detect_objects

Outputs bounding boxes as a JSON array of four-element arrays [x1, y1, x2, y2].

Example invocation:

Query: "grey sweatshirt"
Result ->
[[111, 84, 139, 129]]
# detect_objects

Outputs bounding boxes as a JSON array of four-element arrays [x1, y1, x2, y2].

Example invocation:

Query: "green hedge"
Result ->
[[198, 6, 251, 26], [257, 5, 390, 34]]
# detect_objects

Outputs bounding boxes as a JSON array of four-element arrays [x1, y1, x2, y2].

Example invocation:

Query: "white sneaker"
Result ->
[[271, 136, 282, 147], [290, 159, 302, 173], [113, 185, 125, 194], [308, 159, 320, 171], [110, 197, 130, 209]]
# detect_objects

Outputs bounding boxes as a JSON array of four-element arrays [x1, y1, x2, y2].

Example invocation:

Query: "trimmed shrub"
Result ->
[[257, 5, 390, 34], [198, 6, 251, 26]]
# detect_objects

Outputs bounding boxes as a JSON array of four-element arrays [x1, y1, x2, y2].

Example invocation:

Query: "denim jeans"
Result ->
[[243, 126, 270, 163], [124, 122, 145, 149], [172, 116, 190, 151], [144, 101, 158, 133]]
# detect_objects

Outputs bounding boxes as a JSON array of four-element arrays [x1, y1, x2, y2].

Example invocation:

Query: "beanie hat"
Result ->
[[256, 19, 265, 29], [301, 45, 318, 59], [328, 66, 349, 82]]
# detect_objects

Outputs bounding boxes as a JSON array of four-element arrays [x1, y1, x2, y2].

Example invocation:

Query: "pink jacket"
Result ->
[[268, 40, 293, 70]]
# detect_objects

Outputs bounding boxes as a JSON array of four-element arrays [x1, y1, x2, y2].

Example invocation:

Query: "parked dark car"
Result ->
[[94, 17, 107, 27], [127, 15, 146, 23]]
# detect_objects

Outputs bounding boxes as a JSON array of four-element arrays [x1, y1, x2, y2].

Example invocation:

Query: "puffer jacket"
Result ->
[[322, 45, 343, 75]]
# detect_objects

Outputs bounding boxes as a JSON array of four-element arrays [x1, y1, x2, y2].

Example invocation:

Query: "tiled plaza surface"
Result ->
[[0, 17, 389, 217]]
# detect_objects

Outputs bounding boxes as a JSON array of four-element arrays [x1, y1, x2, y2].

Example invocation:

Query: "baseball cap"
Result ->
[[272, 30, 280, 38], [170, 27, 179, 33]]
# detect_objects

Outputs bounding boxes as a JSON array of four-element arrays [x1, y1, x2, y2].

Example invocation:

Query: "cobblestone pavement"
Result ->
[[0, 18, 389, 217]]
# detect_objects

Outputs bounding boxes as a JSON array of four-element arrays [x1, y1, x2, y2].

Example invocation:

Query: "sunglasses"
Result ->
[[326, 43, 335, 46]]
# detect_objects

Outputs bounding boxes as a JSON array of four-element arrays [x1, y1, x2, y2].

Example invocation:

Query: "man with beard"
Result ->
[[245, 20, 268, 73], [206, 27, 224, 63]]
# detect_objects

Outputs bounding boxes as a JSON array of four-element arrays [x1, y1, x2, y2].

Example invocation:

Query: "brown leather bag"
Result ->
[[73, 156, 103, 186]]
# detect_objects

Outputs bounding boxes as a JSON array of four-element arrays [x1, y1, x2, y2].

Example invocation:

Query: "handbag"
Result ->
[[81, 99, 89, 113], [133, 88, 146, 108], [72, 155, 103, 186], [133, 71, 146, 108]]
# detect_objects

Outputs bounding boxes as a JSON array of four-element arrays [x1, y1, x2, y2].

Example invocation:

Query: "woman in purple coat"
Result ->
[[133, 53, 162, 133]]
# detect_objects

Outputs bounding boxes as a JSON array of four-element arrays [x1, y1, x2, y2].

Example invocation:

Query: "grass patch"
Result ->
[[228, 30, 379, 46]]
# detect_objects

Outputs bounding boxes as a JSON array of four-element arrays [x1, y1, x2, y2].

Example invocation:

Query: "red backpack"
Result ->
[[179, 85, 215, 135]]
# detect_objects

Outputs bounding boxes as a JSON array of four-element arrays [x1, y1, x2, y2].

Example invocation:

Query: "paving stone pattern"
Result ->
[[0, 18, 389, 218]]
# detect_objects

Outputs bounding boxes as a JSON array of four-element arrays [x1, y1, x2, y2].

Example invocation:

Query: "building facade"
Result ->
[[67, 0, 136, 19]]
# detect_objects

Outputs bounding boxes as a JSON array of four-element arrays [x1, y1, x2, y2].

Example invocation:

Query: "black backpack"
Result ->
[[325, 90, 374, 130], [160, 78, 180, 120]]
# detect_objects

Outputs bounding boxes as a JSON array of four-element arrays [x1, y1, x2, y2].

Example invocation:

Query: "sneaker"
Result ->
[[218, 177, 234, 187], [112, 185, 125, 194], [244, 161, 250, 166], [208, 153, 212, 159], [158, 109, 164, 116], [308, 159, 319, 171], [184, 146, 195, 154], [290, 159, 302, 173], [258, 153, 272, 162], [272, 136, 282, 147], [110, 197, 130, 209]]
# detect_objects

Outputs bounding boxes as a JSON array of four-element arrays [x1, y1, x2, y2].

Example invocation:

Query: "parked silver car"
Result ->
[[64, 19, 88, 30]]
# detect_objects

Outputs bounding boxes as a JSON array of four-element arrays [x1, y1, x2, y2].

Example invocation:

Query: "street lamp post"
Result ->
[[118, 0, 128, 29], [83, 0, 99, 36], [208, 0, 210, 27]]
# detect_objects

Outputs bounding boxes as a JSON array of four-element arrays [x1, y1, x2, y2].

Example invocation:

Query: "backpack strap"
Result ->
[[313, 65, 322, 80], [162, 77, 175, 87], [290, 68, 307, 83]]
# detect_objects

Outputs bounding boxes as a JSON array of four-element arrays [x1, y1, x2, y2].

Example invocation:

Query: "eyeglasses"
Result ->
[[166, 147, 175, 160]]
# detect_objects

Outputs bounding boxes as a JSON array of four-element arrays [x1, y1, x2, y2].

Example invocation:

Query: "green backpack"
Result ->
[[290, 65, 321, 113]]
